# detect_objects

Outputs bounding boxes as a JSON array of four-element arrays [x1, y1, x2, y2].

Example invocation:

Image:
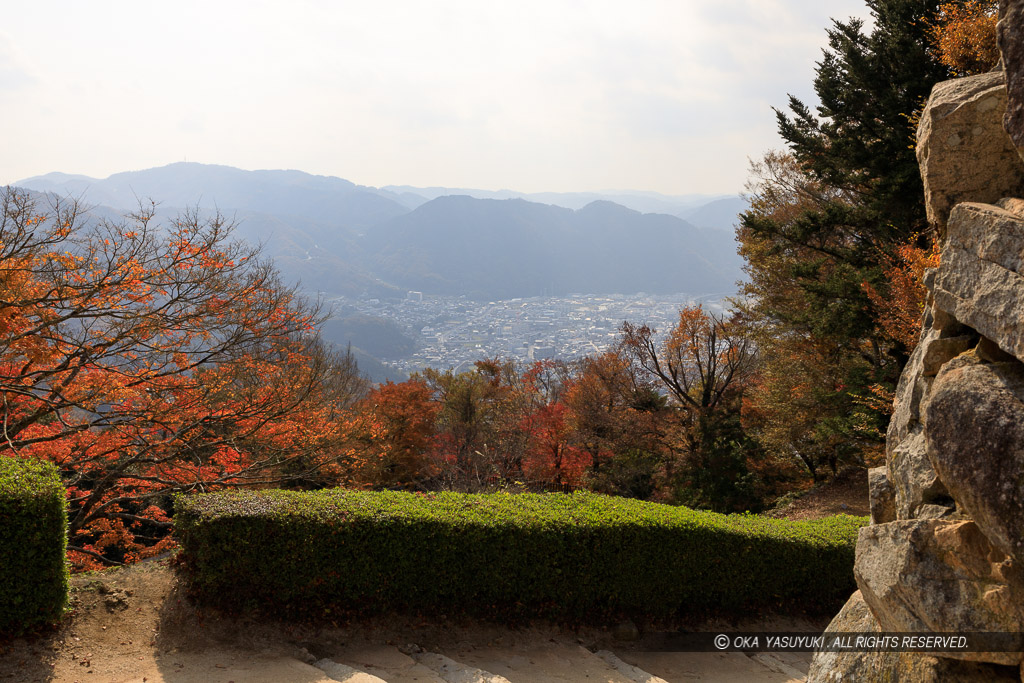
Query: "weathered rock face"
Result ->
[[933, 202, 1024, 361], [807, 591, 1021, 682], [855, 520, 1024, 665], [1000, 0, 1024, 156], [886, 325, 950, 520], [889, 428, 948, 520], [916, 71, 1024, 231], [887, 325, 936, 446], [821, 41, 1024, 679], [922, 335, 975, 376], [868, 467, 895, 525], [925, 360, 1024, 562]]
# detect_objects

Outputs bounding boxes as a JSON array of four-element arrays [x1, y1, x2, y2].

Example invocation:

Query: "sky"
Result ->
[[1, 0, 872, 196]]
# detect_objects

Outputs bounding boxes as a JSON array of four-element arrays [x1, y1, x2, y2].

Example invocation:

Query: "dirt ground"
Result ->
[[0, 562, 829, 682], [764, 468, 870, 521], [0, 480, 867, 683]]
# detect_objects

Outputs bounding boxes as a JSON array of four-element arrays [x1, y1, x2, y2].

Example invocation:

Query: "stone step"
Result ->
[[314, 657, 390, 683], [324, 645, 448, 683], [594, 649, 670, 683], [749, 652, 811, 680], [413, 650, 512, 683], [315, 641, 813, 683], [436, 642, 639, 682], [611, 649, 811, 682]]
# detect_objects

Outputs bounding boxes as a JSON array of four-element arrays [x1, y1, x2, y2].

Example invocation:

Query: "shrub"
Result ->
[[175, 489, 864, 621], [0, 457, 69, 634]]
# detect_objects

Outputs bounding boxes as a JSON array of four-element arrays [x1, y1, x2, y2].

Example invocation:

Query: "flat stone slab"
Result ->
[[934, 202, 1024, 363]]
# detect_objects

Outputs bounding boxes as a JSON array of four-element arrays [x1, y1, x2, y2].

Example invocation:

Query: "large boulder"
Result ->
[[886, 324, 949, 520], [855, 520, 1024, 666], [925, 360, 1024, 562], [916, 71, 1024, 232], [923, 335, 975, 376], [807, 591, 1020, 682], [1000, 0, 1024, 157], [933, 201, 1024, 363]]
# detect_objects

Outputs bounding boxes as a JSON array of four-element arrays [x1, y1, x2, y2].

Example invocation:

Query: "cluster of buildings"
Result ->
[[330, 292, 730, 374]]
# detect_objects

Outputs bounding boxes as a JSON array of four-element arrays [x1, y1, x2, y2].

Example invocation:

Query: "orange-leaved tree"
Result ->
[[928, 0, 999, 76], [354, 378, 440, 489], [518, 401, 590, 489], [620, 306, 756, 434], [562, 350, 667, 498], [0, 188, 365, 569], [863, 236, 941, 351]]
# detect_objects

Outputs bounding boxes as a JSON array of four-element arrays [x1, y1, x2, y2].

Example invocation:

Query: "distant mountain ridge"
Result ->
[[19, 162, 412, 230], [359, 196, 739, 299], [382, 184, 738, 215], [14, 162, 745, 301], [680, 196, 749, 230]]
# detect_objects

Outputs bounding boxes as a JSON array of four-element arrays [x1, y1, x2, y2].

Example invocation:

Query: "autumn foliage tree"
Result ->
[[928, 0, 999, 75], [0, 188, 366, 569], [620, 306, 761, 511], [411, 359, 582, 491], [562, 351, 666, 497], [354, 379, 440, 488], [737, 153, 893, 481], [620, 307, 756, 436], [418, 361, 518, 488], [519, 402, 590, 488], [863, 237, 941, 350], [734, 1, 959, 485]]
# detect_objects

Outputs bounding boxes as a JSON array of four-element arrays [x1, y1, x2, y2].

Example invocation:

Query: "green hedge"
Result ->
[[175, 489, 865, 620], [0, 457, 69, 634]]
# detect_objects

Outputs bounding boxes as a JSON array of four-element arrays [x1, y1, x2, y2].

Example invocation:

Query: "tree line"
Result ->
[[0, 187, 774, 570], [0, 0, 1000, 570], [734, 0, 996, 483]]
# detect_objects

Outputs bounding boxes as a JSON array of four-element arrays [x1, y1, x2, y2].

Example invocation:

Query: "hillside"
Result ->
[[15, 163, 744, 302], [348, 196, 739, 300], [381, 184, 732, 215], [18, 162, 412, 229], [680, 196, 749, 230]]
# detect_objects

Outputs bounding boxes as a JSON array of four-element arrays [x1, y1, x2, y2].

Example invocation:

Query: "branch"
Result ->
[[66, 545, 124, 567]]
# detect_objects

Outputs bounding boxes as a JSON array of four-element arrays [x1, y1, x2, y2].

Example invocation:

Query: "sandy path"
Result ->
[[0, 561, 819, 682]]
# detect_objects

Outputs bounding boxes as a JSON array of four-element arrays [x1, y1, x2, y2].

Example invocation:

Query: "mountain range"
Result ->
[[14, 163, 748, 380], [15, 162, 747, 302]]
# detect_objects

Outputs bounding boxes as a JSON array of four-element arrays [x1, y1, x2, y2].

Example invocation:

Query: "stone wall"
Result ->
[[809, 2, 1024, 680]]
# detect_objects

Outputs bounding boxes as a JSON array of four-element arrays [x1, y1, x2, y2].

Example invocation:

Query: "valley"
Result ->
[[14, 163, 746, 378], [327, 291, 731, 378]]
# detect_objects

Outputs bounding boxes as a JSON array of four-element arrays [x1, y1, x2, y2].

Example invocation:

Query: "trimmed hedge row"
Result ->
[[175, 489, 865, 620], [0, 457, 69, 634]]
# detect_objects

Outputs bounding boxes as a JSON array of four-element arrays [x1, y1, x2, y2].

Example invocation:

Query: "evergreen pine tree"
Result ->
[[737, 0, 955, 477], [743, 0, 951, 348]]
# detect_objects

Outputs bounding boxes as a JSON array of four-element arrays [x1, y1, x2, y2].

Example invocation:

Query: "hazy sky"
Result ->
[[2, 1, 871, 195]]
